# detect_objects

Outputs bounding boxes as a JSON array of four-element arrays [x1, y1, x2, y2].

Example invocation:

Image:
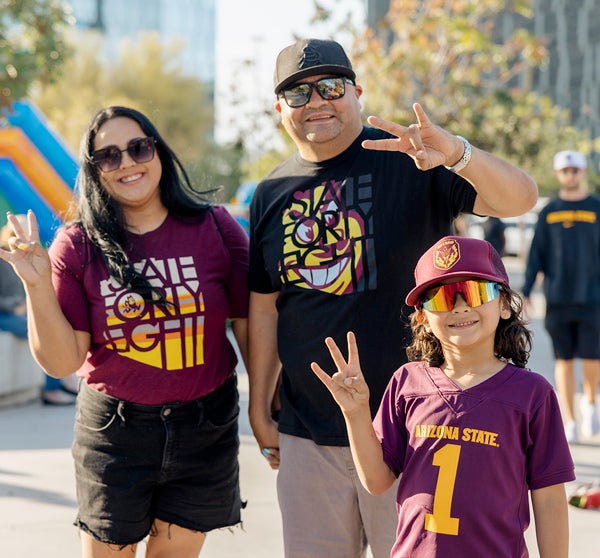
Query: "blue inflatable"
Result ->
[[4, 100, 78, 189], [0, 158, 61, 245]]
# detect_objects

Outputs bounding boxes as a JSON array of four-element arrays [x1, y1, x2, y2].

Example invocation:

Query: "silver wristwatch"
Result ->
[[444, 136, 472, 173]]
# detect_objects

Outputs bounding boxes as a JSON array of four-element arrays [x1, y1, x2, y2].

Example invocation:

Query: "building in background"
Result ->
[[66, 0, 216, 100]]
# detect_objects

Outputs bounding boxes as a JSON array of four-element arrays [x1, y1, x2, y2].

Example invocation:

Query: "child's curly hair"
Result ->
[[406, 286, 532, 368]]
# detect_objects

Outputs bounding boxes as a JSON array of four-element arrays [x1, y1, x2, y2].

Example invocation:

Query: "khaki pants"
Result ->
[[277, 433, 398, 558]]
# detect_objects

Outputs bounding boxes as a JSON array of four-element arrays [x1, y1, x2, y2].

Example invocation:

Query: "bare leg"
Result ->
[[554, 359, 576, 422], [145, 519, 206, 558], [81, 521, 206, 558], [579, 360, 600, 437], [81, 531, 137, 558], [581, 359, 600, 404]]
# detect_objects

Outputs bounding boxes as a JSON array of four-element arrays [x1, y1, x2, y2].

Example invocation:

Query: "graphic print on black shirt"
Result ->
[[278, 175, 375, 295]]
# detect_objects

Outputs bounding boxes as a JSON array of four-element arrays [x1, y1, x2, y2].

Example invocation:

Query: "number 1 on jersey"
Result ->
[[424, 443, 461, 535]]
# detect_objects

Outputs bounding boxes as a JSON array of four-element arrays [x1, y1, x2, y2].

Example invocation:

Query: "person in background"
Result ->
[[0, 217, 76, 405], [312, 235, 574, 558], [0, 106, 249, 558], [248, 37, 538, 558], [482, 216, 506, 255], [522, 150, 600, 444]]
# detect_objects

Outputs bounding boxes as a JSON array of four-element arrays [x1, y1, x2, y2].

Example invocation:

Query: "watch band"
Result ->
[[444, 136, 472, 173]]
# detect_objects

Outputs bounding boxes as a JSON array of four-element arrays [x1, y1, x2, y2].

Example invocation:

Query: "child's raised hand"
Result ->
[[311, 331, 370, 415]]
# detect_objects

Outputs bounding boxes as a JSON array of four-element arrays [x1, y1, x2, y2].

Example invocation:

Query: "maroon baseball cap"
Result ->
[[273, 38, 356, 94], [405, 236, 510, 307]]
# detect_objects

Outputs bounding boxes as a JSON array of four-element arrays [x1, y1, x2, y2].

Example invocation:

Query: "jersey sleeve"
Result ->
[[373, 368, 408, 477], [527, 385, 575, 489]]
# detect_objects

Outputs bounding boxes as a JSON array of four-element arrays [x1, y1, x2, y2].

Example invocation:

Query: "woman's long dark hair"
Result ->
[[406, 286, 532, 368], [73, 106, 210, 304]]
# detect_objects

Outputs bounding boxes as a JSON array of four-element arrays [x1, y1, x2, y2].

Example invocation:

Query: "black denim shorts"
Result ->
[[72, 376, 241, 546]]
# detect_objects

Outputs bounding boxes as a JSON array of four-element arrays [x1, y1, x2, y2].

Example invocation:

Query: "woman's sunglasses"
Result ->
[[420, 279, 501, 312], [279, 77, 355, 108], [92, 137, 156, 172]]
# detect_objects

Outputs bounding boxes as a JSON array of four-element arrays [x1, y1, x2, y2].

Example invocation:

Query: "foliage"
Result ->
[[218, 55, 288, 191], [32, 31, 241, 197], [349, 0, 596, 195], [0, 0, 73, 108]]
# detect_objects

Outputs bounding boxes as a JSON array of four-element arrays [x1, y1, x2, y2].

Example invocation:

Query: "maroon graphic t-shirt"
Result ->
[[49, 207, 248, 404]]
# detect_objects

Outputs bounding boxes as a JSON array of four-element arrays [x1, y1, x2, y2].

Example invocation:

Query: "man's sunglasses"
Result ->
[[420, 279, 501, 312], [92, 137, 156, 172], [279, 77, 355, 108]]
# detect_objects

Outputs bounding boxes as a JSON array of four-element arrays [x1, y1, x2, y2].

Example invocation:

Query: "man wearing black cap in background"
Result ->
[[247, 38, 538, 557]]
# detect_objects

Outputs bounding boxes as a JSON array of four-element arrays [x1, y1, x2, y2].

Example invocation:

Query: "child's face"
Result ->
[[421, 277, 511, 353]]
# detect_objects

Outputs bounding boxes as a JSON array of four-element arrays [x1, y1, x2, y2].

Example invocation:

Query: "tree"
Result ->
[[0, 0, 72, 109], [33, 31, 241, 199]]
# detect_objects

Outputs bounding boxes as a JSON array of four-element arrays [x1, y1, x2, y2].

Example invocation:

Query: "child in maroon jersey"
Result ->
[[312, 235, 574, 558]]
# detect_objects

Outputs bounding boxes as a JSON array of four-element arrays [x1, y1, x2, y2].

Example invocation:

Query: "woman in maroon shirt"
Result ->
[[0, 106, 249, 557]]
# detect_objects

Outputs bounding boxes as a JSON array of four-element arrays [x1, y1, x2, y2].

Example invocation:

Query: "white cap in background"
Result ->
[[553, 150, 587, 171]]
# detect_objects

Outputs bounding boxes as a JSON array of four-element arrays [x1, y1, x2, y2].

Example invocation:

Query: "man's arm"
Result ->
[[248, 291, 282, 468], [461, 146, 538, 218], [521, 219, 545, 298], [363, 103, 538, 218]]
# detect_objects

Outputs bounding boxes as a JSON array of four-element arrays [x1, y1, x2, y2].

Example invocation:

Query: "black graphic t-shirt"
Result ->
[[249, 127, 477, 445]]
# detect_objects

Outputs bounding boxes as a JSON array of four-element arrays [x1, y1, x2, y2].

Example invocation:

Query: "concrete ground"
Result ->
[[1, 259, 599, 556]]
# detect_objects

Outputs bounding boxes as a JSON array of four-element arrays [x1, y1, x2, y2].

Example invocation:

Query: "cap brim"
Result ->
[[274, 66, 356, 94], [405, 271, 509, 307], [554, 164, 586, 170]]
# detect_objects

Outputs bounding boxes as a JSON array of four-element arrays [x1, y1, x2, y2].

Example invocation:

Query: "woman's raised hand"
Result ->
[[0, 211, 52, 286]]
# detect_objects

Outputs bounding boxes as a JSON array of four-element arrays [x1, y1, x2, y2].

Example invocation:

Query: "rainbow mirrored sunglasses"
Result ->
[[420, 279, 501, 312]]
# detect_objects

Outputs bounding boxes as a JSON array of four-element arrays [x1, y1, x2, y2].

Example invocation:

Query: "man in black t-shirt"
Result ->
[[248, 38, 539, 558], [523, 150, 600, 444]]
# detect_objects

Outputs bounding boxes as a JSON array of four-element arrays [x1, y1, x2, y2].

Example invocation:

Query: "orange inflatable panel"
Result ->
[[0, 127, 73, 216]]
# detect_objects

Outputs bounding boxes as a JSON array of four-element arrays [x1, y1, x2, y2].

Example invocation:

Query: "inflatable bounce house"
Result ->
[[0, 100, 77, 245]]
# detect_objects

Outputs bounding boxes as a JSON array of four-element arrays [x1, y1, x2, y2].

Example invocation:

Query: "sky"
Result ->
[[214, 0, 366, 147]]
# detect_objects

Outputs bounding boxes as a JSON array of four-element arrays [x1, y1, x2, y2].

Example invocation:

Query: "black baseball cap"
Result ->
[[273, 38, 356, 94]]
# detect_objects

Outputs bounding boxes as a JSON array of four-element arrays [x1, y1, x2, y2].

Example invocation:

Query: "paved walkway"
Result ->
[[1, 260, 599, 556]]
